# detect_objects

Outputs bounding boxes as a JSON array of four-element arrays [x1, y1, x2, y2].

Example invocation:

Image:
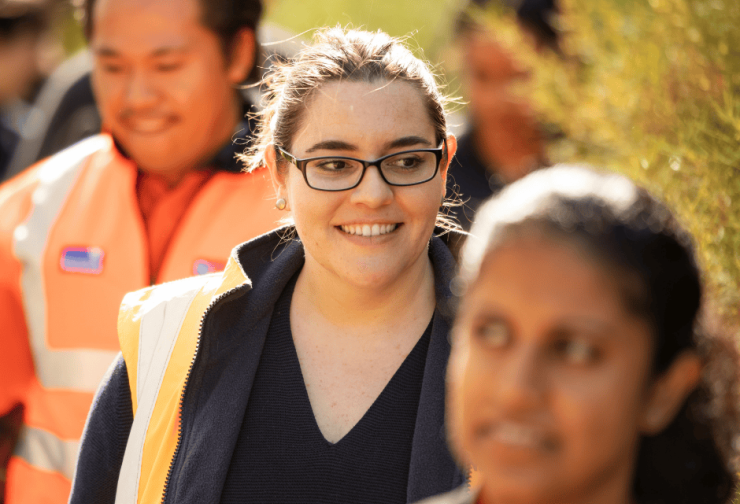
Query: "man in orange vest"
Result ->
[[0, 0, 282, 501]]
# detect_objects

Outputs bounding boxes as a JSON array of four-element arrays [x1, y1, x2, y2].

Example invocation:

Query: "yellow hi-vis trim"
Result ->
[[118, 287, 154, 414], [116, 252, 249, 504], [139, 256, 249, 503]]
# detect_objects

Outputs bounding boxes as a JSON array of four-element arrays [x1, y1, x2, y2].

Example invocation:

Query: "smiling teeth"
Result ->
[[340, 224, 398, 236], [492, 423, 541, 448]]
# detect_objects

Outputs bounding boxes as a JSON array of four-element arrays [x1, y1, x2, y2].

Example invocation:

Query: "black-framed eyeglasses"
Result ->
[[275, 140, 447, 192]]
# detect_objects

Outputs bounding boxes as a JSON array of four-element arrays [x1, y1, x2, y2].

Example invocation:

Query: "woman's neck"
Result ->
[[293, 249, 437, 339]]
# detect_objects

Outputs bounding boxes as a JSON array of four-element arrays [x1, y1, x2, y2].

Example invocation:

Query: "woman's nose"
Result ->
[[493, 345, 545, 416], [349, 165, 393, 208]]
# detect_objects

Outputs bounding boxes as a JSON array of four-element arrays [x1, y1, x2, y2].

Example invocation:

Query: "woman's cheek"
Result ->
[[447, 341, 475, 463], [554, 368, 644, 464]]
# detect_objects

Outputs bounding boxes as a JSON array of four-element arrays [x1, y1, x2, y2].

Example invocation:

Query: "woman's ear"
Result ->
[[226, 28, 256, 84], [639, 351, 702, 435], [265, 143, 289, 206], [440, 133, 458, 194]]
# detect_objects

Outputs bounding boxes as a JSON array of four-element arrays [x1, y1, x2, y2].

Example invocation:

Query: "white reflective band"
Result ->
[[115, 279, 204, 504], [14, 425, 79, 480], [13, 136, 119, 392]]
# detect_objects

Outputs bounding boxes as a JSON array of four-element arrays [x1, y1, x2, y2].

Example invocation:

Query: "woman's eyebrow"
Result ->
[[385, 136, 433, 150], [305, 136, 433, 155], [306, 140, 358, 153]]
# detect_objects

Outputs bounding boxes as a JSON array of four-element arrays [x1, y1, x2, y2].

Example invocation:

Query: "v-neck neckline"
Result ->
[[287, 318, 433, 447], [280, 274, 433, 447]]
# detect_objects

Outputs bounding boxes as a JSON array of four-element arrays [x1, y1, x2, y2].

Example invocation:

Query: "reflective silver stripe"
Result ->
[[115, 277, 207, 504], [13, 425, 79, 480], [13, 135, 120, 392]]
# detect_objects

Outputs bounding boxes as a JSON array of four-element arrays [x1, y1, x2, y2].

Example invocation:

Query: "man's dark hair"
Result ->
[[82, 0, 263, 80], [0, 1, 48, 41]]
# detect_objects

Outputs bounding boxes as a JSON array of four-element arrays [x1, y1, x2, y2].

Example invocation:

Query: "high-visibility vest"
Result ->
[[115, 252, 250, 504], [0, 134, 281, 504]]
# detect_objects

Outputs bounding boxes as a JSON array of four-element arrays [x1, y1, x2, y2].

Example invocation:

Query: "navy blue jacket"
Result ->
[[69, 228, 467, 504]]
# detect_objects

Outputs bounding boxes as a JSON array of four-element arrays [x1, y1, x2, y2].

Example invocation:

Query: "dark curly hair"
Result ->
[[459, 164, 739, 504], [80, 0, 263, 81]]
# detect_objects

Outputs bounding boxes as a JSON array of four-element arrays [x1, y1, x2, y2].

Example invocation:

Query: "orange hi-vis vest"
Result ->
[[114, 250, 251, 504], [0, 134, 281, 504]]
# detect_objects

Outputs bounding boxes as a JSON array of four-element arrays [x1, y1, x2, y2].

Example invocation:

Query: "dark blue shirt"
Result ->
[[221, 273, 432, 504]]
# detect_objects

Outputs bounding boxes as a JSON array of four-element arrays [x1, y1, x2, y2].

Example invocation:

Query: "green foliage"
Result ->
[[265, 0, 458, 58], [482, 0, 740, 324]]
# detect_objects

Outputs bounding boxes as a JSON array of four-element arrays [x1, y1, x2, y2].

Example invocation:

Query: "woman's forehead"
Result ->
[[292, 80, 437, 153]]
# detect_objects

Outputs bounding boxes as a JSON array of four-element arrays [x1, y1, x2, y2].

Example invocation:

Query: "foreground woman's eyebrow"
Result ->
[[305, 136, 433, 154]]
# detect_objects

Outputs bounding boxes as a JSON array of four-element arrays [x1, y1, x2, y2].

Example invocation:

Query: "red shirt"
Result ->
[[136, 169, 214, 283]]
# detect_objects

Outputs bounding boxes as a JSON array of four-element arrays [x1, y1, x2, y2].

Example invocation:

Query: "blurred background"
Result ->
[[5, 0, 739, 328]]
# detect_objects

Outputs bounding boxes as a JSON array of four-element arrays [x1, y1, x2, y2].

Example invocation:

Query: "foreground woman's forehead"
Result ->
[[292, 81, 435, 152]]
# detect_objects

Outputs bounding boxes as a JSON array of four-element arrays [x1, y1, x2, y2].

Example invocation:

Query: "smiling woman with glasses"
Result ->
[[71, 27, 468, 504]]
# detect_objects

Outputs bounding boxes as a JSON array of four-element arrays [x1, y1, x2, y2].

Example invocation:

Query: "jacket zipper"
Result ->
[[160, 282, 248, 504]]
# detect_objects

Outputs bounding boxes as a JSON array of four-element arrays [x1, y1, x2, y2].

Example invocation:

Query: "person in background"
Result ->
[[0, 0, 50, 180], [1, 20, 300, 183], [70, 27, 467, 504], [448, 0, 557, 228], [0, 0, 281, 501], [421, 165, 739, 504]]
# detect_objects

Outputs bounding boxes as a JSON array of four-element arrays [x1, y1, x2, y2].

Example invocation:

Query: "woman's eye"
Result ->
[[316, 160, 349, 171], [475, 320, 510, 348], [555, 339, 599, 365], [388, 155, 421, 169]]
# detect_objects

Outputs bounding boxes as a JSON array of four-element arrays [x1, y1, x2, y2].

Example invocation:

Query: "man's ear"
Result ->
[[226, 28, 256, 84], [639, 351, 702, 435], [264, 143, 289, 204], [440, 133, 458, 196]]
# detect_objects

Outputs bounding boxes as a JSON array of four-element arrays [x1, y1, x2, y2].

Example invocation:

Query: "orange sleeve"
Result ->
[[0, 169, 40, 416]]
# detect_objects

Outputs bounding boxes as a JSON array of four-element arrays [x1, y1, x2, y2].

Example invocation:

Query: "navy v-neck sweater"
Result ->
[[220, 274, 432, 504]]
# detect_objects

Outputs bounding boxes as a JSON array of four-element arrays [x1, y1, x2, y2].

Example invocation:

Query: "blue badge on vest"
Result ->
[[193, 259, 225, 276], [60, 247, 105, 274]]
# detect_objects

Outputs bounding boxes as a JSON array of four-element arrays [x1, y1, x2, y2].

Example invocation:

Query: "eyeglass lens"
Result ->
[[305, 150, 439, 190]]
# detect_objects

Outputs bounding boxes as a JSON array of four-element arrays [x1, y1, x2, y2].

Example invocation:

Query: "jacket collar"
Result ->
[[166, 227, 466, 504]]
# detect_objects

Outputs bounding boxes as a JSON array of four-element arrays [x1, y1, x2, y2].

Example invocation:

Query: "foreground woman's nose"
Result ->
[[349, 165, 393, 207], [493, 346, 545, 416]]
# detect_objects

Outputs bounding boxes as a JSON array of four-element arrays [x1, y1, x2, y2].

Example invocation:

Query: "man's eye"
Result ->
[[102, 64, 124, 74], [554, 339, 599, 365], [475, 320, 510, 348], [156, 63, 182, 72]]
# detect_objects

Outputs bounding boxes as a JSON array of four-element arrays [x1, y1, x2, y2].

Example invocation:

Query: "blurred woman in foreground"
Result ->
[[70, 28, 467, 504], [423, 165, 738, 504]]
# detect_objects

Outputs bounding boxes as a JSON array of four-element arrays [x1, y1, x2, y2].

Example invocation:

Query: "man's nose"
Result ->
[[124, 70, 158, 109]]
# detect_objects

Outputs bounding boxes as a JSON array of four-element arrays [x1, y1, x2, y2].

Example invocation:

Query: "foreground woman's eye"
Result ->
[[474, 319, 511, 348], [554, 338, 600, 365], [315, 159, 351, 171], [388, 155, 422, 169]]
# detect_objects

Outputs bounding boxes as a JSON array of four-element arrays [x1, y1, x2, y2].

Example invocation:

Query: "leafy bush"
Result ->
[[480, 0, 739, 325]]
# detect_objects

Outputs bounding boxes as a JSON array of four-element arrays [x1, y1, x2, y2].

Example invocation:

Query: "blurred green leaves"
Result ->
[[481, 0, 739, 324]]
